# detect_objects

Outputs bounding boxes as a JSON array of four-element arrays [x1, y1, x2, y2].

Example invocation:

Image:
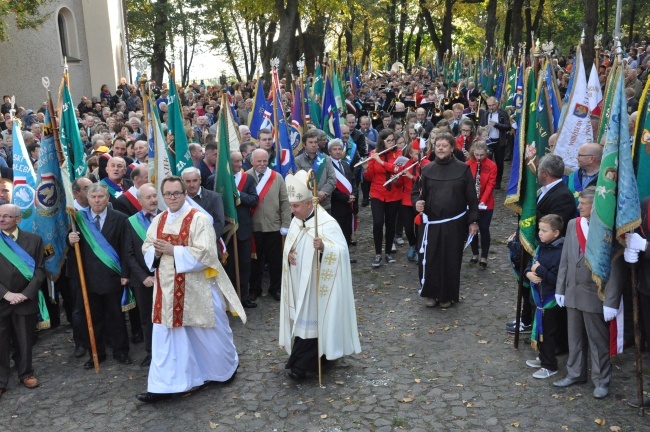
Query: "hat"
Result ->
[[285, 170, 311, 203], [26, 109, 34, 115], [94, 145, 110, 154]]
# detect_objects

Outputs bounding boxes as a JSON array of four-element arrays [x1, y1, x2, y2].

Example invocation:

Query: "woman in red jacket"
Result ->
[[466, 141, 497, 268], [363, 129, 403, 267], [401, 138, 430, 262]]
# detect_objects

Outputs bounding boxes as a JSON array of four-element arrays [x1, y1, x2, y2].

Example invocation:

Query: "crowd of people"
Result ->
[[0, 38, 649, 405]]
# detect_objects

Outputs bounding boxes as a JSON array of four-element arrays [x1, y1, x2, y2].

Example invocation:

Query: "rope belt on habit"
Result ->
[[418, 210, 467, 287]]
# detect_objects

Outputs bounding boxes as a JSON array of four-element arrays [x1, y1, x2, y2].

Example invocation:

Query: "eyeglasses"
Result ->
[[162, 192, 185, 198], [0, 214, 18, 219]]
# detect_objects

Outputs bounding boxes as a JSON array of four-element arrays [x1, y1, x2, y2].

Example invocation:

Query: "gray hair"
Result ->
[[136, 183, 156, 199], [538, 154, 565, 179], [129, 117, 142, 126], [86, 183, 109, 198], [328, 138, 344, 151], [181, 166, 201, 179], [578, 185, 596, 202]]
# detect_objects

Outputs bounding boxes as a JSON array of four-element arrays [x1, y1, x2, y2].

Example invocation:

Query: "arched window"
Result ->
[[57, 7, 80, 63]]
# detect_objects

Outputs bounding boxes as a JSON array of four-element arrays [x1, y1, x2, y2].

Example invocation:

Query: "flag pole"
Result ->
[[307, 169, 322, 387], [223, 94, 241, 300], [630, 262, 645, 415], [44, 72, 100, 373]]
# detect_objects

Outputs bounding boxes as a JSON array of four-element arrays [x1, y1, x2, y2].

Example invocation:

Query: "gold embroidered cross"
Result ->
[[321, 269, 334, 281], [319, 284, 329, 297], [324, 252, 336, 265]]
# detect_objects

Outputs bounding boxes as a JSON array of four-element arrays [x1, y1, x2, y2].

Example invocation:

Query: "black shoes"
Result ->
[[140, 354, 152, 368], [286, 368, 306, 381], [84, 355, 106, 370], [131, 332, 144, 344], [136, 392, 173, 403], [74, 346, 87, 358], [241, 300, 258, 308], [249, 293, 260, 302], [114, 353, 133, 365], [269, 291, 281, 301]]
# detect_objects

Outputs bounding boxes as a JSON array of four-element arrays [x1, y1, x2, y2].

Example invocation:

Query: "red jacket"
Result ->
[[466, 157, 497, 210], [401, 157, 430, 206], [363, 148, 404, 202]]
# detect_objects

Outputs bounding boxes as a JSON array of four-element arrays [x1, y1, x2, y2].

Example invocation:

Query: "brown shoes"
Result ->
[[21, 376, 39, 389]]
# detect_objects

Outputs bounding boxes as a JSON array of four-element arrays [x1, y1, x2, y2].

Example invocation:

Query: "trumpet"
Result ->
[[354, 144, 398, 168], [370, 111, 381, 120], [383, 159, 422, 186], [452, 90, 461, 100]]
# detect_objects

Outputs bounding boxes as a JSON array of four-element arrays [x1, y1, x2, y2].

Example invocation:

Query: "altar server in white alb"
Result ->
[[279, 170, 361, 381], [136, 176, 246, 403]]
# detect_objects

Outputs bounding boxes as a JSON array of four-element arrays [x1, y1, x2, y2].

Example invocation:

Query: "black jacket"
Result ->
[[525, 236, 564, 299], [536, 181, 577, 237]]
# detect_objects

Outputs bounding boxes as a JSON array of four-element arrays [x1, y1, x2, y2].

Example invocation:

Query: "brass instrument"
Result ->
[[370, 110, 381, 120], [452, 90, 461, 100], [443, 89, 451, 106], [354, 144, 398, 168]]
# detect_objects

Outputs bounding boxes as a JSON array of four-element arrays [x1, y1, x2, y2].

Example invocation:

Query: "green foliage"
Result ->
[[0, 0, 54, 42]]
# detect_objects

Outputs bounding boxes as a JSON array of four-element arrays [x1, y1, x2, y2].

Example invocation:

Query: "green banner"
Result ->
[[167, 71, 192, 175], [59, 73, 87, 181]]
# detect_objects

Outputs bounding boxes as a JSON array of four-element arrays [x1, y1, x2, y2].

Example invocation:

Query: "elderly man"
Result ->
[[132, 140, 148, 166], [566, 142, 601, 205], [136, 176, 245, 403], [98, 137, 134, 180], [124, 183, 160, 367], [553, 187, 623, 399], [189, 143, 203, 167], [0, 204, 46, 395], [280, 170, 361, 380], [181, 167, 225, 242], [100, 156, 134, 206], [114, 164, 148, 216], [237, 99, 253, 126], [294, 129, 337, 212], [247, 149, 291, 301], [68, 184, 131, 369], [239, 125, 252, 143], [328, 138, 357, 250]]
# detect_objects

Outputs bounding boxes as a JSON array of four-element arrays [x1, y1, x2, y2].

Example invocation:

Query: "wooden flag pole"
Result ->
[[44, 74, 100, 373], [307, 169, 322, 387]]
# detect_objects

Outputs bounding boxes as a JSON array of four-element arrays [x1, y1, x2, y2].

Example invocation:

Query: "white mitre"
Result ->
[[285, 170, 311, 203]]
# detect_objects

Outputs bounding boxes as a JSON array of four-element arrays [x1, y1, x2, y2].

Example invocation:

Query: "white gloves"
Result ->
[[280, 227, 289, 236], [555, 294, 565, 308], [624, 248, 640, 263], [603, 306, 617, 322], [626, 233, 648, 251]]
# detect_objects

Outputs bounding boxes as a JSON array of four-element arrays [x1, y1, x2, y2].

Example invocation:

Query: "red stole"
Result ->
[[252, 170, 276, 216], [575, 216, 587, 255], [152, 208, 198, 327], [123, 188, 142, 212], [236, 172, 248, 192]]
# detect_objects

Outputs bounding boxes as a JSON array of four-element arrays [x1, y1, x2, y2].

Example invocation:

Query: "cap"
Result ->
[[285, 170, 311, 203], [94, 145, 110, 154]]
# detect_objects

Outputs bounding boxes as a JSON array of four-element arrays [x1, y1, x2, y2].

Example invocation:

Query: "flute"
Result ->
[[354, 144, 398, 168], [382, 159, 422, 186]]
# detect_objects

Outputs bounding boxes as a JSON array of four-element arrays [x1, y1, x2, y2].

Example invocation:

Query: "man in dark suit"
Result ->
[[68, 183, 132, 369], [113, 164, 148, 216], [182, 167, 225, 241], [328, 139, 358, 252], [101, 156, 134, 207], [536, 155, 578, 236], [0, 204, 46, 395], [197, 142, 217, 189], [98, 137, 134, 180], [480, 97, 511, 188], [208, 151, 259, 308], [124, 183, 158, 367]]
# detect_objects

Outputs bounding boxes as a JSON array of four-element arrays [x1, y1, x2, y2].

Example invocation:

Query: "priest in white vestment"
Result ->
[[280, 170, 361, 381], [136, 176, 246, 403]]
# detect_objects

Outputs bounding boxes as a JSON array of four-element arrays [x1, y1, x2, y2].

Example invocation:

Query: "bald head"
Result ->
[[577, 142, 602, 173]]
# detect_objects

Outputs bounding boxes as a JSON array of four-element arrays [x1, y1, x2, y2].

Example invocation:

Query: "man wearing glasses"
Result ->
[[0, 204, 46, 397], [480, 97, 511, 189], [566, 143, 602, 205], [136, 176, 245, 403]]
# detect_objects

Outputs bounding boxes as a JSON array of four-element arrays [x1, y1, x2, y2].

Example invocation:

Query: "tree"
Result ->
[[0, 0, 54, 42]]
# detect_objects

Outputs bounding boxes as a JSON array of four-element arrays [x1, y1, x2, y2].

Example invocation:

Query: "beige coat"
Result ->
[[247, 167, 292, 233]]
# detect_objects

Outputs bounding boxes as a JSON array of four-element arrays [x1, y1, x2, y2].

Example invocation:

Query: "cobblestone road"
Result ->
[[1, 174, 649, 431]]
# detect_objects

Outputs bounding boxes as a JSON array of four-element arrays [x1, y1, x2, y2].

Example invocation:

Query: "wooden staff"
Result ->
[[307, 169, 322, 387], [44, 74, 100, 372]]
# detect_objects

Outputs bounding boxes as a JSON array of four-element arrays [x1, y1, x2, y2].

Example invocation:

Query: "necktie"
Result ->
[[10, 233, 16, 240], [94, 215, 101, 231], [258, 172, 264, 182], [146, 213, 154, 222]]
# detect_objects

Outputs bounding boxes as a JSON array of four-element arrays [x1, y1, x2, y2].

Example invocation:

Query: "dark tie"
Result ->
[[258, 172, 264, 182], [338, 161, 344, 172], [146, 212, 154, 222], [10, 233, 16, 240], [94, 215, 101, 231]]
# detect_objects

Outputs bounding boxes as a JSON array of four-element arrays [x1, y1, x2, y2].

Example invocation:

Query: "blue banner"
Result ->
[[11, 119, 37, 231], [321, 76, 342, 140]]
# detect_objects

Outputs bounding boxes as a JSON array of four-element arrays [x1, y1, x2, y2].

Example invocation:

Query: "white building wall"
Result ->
[[0, 0, 127, 112]]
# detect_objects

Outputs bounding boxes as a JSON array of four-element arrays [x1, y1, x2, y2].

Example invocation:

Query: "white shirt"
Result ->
[[488, 111, 500, 139], [537, 178, 563, 203]]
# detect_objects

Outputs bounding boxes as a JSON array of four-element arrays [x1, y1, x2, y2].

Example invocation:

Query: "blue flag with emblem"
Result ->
[[321, 75, 342, 139], [11, 118, 37, 231], [33, 108, 70, 279], [271, 68, 296, 178], [249, 78, 271, 140], [543, 61, 562, 131], [585, 65, 641, 297]]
